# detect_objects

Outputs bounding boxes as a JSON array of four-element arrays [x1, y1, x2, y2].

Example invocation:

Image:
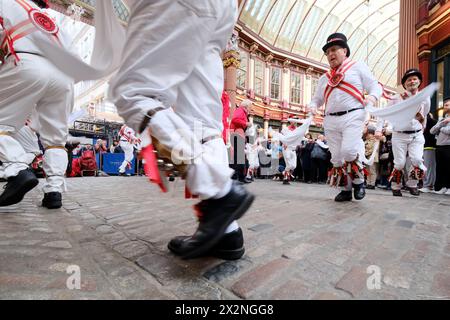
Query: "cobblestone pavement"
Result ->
[[1, 176, 449, 300]]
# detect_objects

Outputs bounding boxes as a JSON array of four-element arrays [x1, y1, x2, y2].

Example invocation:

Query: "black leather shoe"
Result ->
[[353, 183, 366, 200], [168, 227, 245, 260], [0, 169, 38, 207], [239, 177, 252, 184], [334, 191, 352, 202], [42, 192, 62, 209], [283, 179, 290, 185], [409, 187, 420, 196], [172, 183, 254, 259], [392, 190, 402, 197]]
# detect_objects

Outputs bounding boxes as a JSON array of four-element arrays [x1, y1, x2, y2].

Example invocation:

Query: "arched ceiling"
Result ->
[[238, 0, 400, 88], [50, 0, 130, 21]]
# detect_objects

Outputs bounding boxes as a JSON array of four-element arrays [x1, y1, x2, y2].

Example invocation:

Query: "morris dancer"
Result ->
[[308, 33, 382, 202], [0, 0, 73, 209]]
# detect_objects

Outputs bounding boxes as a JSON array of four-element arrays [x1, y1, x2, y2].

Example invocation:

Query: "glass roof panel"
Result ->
[[260, 0, 296, 44], [239, 0, 276, 33], [240, 0, 401, 88], [275, 0, 308, 51], [77, 0, 130, 21]]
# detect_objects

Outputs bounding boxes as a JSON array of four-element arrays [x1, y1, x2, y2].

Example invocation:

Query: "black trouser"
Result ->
[[435, 145, 450, 190], [311, 158, 328, 183], [230, 133, 246, 181]]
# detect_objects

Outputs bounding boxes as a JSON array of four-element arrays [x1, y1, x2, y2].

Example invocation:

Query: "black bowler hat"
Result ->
[[444, 95, 450, 103], [33, 0, 49, 8], [322, 33, 351, 57], [401, 68, 423, 89]]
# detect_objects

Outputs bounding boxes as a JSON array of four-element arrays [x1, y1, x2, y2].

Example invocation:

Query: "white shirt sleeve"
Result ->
[[358, 61, 382, 101], [308, 75, 326, 111]]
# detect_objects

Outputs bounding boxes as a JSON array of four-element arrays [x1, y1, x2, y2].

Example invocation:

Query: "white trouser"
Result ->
[[391, 132, 426, 190], [248, 151, 259, 170], [324, 109, 366, 190], [13, 126, 41, 165], [119, 141, 134, 173], [0, 54, 73, 193], [109, 0, 236, 200], [283, 148, 297, 172]]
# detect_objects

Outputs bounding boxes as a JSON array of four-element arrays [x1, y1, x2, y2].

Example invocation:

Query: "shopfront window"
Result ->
[[254, 59, 264, 96], [270, 67, 281, 100], [237, 51, 248, 89], [290, 72, 303, 105]]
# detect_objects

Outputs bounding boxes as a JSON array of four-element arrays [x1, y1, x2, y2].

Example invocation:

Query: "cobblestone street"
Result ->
[[1, 176, 449, 300]]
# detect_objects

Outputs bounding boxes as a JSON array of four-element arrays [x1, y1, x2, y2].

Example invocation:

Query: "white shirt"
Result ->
[[0, 0, 69, 56], [309, 60, 382, 114], [119, 125, 137, 143]]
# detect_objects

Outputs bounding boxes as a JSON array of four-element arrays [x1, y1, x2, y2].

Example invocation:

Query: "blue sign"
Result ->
[[102, 153, 136, 175]]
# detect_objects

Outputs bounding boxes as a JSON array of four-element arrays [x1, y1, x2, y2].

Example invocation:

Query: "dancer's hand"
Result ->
[[415, 112, 425, 123], [305, 106, 317, 116], [375, 131, 383, 139], [364, 95, 377, 107]]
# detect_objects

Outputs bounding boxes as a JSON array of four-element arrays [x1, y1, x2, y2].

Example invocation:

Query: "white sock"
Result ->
[[225, 221, 239, 234]]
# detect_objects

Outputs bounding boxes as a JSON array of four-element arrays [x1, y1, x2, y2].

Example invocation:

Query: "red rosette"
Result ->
[[328, 72, 344, 88], [29, 9, 58, 35]]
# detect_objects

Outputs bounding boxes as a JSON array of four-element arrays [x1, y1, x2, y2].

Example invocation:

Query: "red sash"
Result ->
[[1, 0, 61, 63], [324, 59, 365, 106]]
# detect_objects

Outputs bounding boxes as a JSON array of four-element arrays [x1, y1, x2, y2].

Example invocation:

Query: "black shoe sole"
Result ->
[[182, 192, 255, 260], [168, 242, 245, 261], [334, 198, 352, 202], [211, 247, 245, 260], [42, 202, 62, 209], [0, 178, 39, 207]]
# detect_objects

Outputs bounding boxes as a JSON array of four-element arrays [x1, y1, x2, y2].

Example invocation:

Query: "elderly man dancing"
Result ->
[[308, 33, 382, 202]]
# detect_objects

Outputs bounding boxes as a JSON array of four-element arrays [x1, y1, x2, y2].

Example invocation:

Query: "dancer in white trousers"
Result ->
[[308, 33, 382, 202], [0, 0, 73, 209], [108, 0, 254, 260], [384, 69, 430, 197], [270, 118, 312, 185], [118, 124, 138, 175]]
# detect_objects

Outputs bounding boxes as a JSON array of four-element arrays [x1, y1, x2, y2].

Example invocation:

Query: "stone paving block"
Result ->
[[431, 273, 450, 297], [0, 274, 48, 290], [395, 220, 415, 229], [135, 253, 188, 284], [125, 288, 175, 300], [174, 278, 223, 300], [203, 258, 253, 283], [45, 276, 98, 292], [112, 241, 149, 260], [269, 279, 311, 300], [335, 266, 368, 298], [400, 250, 425, 264], [0, 240, 42, 246], [416, 223, 445, 234], [325, 248, 356, 266], [231, 258, 292, 299], [95, 225, 116, 234], [382, 265, 414, 290], [309, 231, 343, 246], [42, 241, 73, 249], [311, 292, 342, 300], [248, 224, 273, 232], [281, 243, 318, 260]]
